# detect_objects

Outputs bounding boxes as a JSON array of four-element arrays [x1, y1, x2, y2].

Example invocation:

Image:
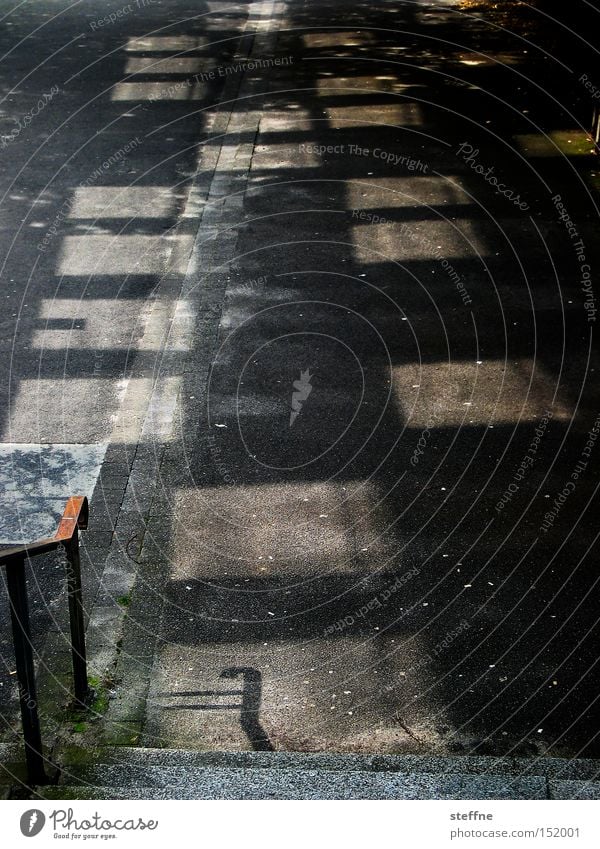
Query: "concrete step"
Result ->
[[37, 768, 548, 800], [549, 781, 600, 800], [0, 743, 18, 762], [0, 745, 28, 786], [37, 749, 600, 800], [64, 749, 600, 782]]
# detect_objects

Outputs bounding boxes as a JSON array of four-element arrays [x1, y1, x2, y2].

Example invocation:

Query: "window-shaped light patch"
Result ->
[[316, 75, 416, 94], [56, 234, 195, 275], [124, 56, 214, 74], [323, 102, 425, 129], [67, 186, 180, 220], [345, 177, 472, 210], [111, 81, 208, 101], [3, 378, 123, 443], [352, 219, 484, 263], [303, 31, 374, 48], [513, 130, 595, 158], [33, 296, 195, 352], [394, 359, 570, 428], [125, 35, 207, 52], [169, 480, 385, 580], [33, 298, 143, 350]]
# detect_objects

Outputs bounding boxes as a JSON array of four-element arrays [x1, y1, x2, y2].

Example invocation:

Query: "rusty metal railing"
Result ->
[[0, 496, 89, 785]]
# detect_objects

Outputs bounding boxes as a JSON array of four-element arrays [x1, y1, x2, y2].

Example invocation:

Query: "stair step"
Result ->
[[0, 743, 19, 763], [0, 761, 28, 785], [71, 749, 600, 782], [38, 768, 547, 800], [549, 780, 600, 800]]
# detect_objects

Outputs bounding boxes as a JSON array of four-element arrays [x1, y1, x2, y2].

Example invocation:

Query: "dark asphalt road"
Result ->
[[141, 0, 600, 758]]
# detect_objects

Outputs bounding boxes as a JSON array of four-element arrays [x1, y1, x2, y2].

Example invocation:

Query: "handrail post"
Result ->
[[63, 527, 89, 706], [5, 556, 47, 785]]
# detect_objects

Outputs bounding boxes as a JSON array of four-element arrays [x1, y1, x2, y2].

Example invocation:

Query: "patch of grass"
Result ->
[[65, 675, 111, 729], [87, 675, 111, 717], [117, 594, 131, 607], [90, 687, 109, 716]]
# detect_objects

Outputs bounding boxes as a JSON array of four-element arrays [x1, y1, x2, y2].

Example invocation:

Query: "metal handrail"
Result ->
[[0, 496, 90, 785]]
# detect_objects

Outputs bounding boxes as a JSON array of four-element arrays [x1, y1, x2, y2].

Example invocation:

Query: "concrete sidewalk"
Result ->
[[0, 0, 253, 755], [97, 0, 600, 760]]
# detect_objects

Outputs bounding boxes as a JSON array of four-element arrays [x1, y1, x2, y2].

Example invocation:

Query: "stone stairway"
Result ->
[[32, 750, 600, 800]]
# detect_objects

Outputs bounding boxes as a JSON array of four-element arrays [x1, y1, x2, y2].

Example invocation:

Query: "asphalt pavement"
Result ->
[[1, 0, 600, 765]]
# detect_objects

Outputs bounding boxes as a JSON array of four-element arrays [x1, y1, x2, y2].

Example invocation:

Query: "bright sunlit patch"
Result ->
[[170, 480, 386, 579], [68, 186, 179, 219], [513, 131, 595, 158], [456, 51, 522, 66], [33, 296, 196, 352], [316, 75, 413, 93], [352, 220, 483, 263], [124, 56, 212, 74], [57, 234, 194, 275], [345, 177, 472, 209], [125, 35, 207, 52], [111, 81, 207, 101], [303, 31, 374, 48], [394, 359, 570, 427], [325, 103, 424, 129]]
